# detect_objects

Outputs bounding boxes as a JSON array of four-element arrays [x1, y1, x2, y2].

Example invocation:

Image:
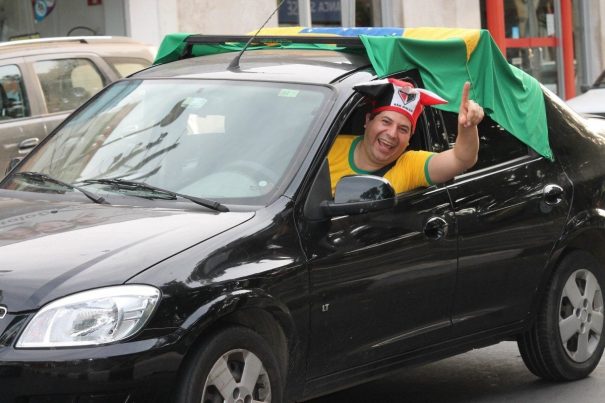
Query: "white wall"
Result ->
[[126, 0, 178, 46], [125, 0, 276, 47], [176, 0, 277, 35], [400, 0, 481, 29], [104, 0, 127, 37]]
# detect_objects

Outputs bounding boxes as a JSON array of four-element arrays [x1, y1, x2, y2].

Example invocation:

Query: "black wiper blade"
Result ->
[[14, 172, 108, 205], [81, 178, 229, 212]]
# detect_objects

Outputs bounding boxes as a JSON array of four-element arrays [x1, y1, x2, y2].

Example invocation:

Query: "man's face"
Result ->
[[362, 110, 412, 167]]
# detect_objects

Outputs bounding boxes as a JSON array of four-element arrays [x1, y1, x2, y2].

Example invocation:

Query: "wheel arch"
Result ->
[[556, 208, 605, 270], [176, 288, 300, 387], [529, 211, 605, 325]]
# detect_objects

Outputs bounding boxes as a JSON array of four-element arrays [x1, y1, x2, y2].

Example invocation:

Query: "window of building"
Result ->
[[278, 0, 382, 27]]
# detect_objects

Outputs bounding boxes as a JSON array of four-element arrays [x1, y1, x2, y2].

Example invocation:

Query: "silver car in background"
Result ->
[[566, 70, 605, 118], [0, 36, 155, 174]]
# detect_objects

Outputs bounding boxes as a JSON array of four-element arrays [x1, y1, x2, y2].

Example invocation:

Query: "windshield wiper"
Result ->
[[80, 178, 229, 212], [14, 172, 108, 205]]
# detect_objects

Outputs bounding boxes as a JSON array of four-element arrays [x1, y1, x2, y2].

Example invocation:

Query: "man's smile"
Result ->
[[376, 136, 398, 154]]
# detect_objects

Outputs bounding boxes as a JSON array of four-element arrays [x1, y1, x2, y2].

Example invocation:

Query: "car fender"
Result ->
[[178, 287, 301, 360], [528, 208, 605, 323], [174, 286, 306, 397], [181, 288, 294, 332]]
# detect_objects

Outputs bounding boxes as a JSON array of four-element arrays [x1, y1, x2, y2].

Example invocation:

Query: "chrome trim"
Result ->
[[0, 306, 6, 319]]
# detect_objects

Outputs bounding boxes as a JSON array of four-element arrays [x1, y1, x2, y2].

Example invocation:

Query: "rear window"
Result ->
[[104, 57, 151, 77], [442, 111, 528, 172], [34, 58, 107, 113]]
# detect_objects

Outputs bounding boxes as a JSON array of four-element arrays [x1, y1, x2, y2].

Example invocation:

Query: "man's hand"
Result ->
[[458, 81, 484, 129], [427, 82, 482, 184]]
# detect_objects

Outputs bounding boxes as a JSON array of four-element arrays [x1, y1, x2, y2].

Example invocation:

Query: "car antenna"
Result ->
[[227, 0, 285, 71]]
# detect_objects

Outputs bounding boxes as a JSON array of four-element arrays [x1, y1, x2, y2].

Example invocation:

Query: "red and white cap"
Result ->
[[354, 78, 447, 130]]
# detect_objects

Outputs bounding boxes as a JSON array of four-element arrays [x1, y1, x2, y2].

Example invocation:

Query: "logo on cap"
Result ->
[[398, 88, 416, 105]]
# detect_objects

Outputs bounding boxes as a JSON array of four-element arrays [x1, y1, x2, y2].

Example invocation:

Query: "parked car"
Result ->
[[1, 28, 605, 403], [566, 70, 605, 117], [0, 36, 155, 174]]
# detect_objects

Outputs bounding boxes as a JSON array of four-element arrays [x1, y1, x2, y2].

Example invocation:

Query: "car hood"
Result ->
[[0, 193, 254, 312], [566, 88, 605, 114]]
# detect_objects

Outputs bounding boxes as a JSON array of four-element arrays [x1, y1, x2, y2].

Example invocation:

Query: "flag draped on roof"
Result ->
[[360, 28, 551, 160], [154, 27, 552, 160]]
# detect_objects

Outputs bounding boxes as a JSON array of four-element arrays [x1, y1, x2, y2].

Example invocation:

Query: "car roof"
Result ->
[[133, 49, 374, 85], [0, 36, 155, 61]]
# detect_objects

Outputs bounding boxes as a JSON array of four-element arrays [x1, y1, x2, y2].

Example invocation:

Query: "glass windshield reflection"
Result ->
[[11, 79, 330, 205]]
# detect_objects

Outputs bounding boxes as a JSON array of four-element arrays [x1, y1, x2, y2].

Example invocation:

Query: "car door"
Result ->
[[442, 112, 572, 336], [0, 53, 114, 174], [0, 58, 47, 174], [299, 104, 458, 379]]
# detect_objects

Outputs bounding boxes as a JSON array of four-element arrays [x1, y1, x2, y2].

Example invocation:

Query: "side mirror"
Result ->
[[321, 175, 396, 216], [5, 157, 22, 175]]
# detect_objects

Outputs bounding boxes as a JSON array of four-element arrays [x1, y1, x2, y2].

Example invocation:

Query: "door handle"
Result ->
[[424, 216, 449, 240], [543, 184, 564, 206], [18, 137, 39, 151]]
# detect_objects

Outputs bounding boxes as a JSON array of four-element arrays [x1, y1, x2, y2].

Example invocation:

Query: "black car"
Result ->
[[1, 29, 605, 403]]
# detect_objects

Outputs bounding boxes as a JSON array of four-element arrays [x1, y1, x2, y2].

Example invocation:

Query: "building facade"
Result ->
[[1, 0, 603, 99]]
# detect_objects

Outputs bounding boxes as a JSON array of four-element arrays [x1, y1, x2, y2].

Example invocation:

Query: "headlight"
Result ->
[[16, 285, 160, 348]]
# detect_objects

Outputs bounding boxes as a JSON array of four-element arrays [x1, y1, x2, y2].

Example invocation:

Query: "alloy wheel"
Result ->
[[559, 269, 605, 362], [201, 349, 272, 403]]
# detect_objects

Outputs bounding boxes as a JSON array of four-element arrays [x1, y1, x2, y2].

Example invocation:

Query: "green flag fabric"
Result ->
[[360, 30, 552, 160]]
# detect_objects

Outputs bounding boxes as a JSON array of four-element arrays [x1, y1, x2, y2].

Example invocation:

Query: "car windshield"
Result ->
[[8, 79, 331, 206]]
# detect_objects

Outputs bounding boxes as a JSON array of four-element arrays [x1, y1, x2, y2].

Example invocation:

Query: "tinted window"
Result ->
[[34, 58, 107, 113], [0, 64, 29, 120], [442, 111, 528, 172]]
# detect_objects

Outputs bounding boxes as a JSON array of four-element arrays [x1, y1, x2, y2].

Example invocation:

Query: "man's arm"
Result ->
[[427, 81, 483, 184]]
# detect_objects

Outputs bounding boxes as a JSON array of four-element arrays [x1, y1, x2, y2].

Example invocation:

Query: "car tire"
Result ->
[[175, 325, 284, 403], [518, 250, 605, 381]]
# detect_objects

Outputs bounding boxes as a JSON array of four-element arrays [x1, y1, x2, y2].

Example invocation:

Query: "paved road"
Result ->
[[307, 341, 605, 403]]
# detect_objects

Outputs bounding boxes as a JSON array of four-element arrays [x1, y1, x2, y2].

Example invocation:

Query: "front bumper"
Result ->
[[0, 320, 182, 403]]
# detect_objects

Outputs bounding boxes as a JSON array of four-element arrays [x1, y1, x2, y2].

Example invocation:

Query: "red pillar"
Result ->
[[560, 0, 575, 99], [485, 0, 506, 54]]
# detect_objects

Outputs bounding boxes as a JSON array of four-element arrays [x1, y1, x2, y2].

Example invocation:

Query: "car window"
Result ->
[[103, 57, 151, 77], [33, 58, 107, 113], [0, 64, 29, 120], [338, 99, 430, 151], [442, 110, 528, 172]]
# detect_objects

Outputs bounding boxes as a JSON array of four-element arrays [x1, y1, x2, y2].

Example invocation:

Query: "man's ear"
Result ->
[[365, 113, 372, 126]]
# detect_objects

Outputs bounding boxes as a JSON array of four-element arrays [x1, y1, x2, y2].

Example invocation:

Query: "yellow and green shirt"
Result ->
[[327, 135, 434, 194]]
